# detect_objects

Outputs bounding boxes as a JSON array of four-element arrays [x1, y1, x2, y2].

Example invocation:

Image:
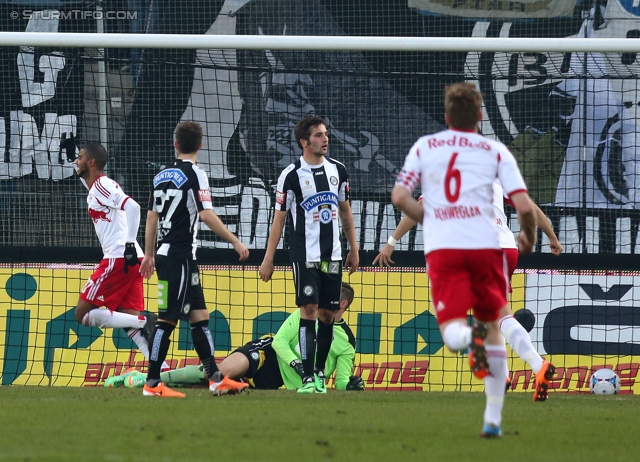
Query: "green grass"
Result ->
[[0, 387, 638, 461]]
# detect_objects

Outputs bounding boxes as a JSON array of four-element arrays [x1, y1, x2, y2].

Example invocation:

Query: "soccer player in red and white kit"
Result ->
[[376, 183, 562, 401], [391, 83, 537, 438], [74, 144, 157, 364]]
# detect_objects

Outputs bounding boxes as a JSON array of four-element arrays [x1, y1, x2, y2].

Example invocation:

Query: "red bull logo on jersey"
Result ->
[[88, 208, 111, 223], [427, 135, 490, 151]]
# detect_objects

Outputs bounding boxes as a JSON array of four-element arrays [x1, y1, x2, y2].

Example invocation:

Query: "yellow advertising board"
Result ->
[[1, 265, 638, 394]]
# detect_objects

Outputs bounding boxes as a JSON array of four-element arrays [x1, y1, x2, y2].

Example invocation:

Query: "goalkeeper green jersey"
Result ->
[[272, 308, 356, 390]]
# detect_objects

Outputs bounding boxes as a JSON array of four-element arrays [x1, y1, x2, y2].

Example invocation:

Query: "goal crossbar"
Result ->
[[1, 32, 640, 53]]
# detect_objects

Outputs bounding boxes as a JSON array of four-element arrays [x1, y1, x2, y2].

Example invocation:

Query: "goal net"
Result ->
[[1, 0, 639, 393]]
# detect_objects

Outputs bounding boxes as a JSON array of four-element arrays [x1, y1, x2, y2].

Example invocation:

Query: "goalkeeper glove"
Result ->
[[123, 242, 139, 274], [346, 375, 365, 391], [290, 359, 305, 378]]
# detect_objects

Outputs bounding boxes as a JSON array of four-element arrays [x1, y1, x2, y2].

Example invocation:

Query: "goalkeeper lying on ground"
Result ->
[[105, 282, 365, 391]]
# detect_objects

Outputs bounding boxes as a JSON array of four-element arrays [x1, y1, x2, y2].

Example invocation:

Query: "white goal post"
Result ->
[[0, 32, 640, 52]]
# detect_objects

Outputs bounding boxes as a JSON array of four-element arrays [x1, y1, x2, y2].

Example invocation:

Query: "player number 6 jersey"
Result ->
[[396, 129, 527, 254]]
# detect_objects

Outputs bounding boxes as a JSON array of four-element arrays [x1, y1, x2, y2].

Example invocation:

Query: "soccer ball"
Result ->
[[589, 368, 620, 395]]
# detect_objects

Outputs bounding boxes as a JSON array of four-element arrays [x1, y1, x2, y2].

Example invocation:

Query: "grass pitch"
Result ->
[[0, 387, 638, 461]]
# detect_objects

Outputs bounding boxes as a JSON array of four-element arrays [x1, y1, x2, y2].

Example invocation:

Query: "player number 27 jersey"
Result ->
[[148, 159, 213, 259]]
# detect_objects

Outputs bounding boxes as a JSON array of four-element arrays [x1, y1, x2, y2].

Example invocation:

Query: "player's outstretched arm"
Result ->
[[339, 200, 359, 274], [373, 214, 418, 267], [532, 202, 563, 256], [140, 210, 159, 279], [259, 210, 287, 282], [199, 209, 249, 261]]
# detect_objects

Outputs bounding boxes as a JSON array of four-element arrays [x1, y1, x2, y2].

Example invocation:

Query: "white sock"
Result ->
[[82, 309, 145, 329], [127, 328, 150, 357], [500, 315, 543, 373], [126, 328, 170, 371], [442, 322, 472, 352], [483, 344, 508, 427]]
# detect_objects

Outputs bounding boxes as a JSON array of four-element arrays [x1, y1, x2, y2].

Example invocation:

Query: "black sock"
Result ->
[[315, 319, 334, 374], [191, 320, 220, 380], [146, 321, 174, 386], [299, 318, 317, 378]]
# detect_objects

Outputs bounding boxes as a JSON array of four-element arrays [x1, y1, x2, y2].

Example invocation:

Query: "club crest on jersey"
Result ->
[[300, 192, 338, 212], [330, 176, 338, 185], [153, 168, 188, 188], [318, 208, 333, 224]]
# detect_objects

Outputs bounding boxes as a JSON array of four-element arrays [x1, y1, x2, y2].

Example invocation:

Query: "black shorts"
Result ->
[[292, 261, 342, 310], [233, 336, 284, 390], [155, 256, 207, 321]]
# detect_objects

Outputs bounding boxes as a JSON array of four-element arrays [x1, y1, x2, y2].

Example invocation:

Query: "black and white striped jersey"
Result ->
[[275, 156, 350, 262], [148, 159, 213, 259]]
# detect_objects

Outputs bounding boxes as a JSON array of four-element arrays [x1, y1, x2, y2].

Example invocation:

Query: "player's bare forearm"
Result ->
[[199, 209, 249, 260], [373, 214, 418, 267], [144, 211, 159, 258], [391, 185, 423, 223], [140, 211, 159, 278], [199, 209, 236, 243], [533, 203, 563, 255], [517, 209, 537, 255], [510, 192, 536, 254], [339, 202, 359, 274], [394, 215, 418, 241], [338, 201, 359, 253], [518, 207, 537, 243], [533, 203, 554, 242], [260, 210, 286, 282]]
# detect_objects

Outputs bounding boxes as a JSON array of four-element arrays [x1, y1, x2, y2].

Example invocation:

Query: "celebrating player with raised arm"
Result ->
[[74, 144, 159, 365], [375, 186, 561, 401], [139, 121, 249, 398], [259, 116, 359, 394], [391, 82, 537, 438]]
